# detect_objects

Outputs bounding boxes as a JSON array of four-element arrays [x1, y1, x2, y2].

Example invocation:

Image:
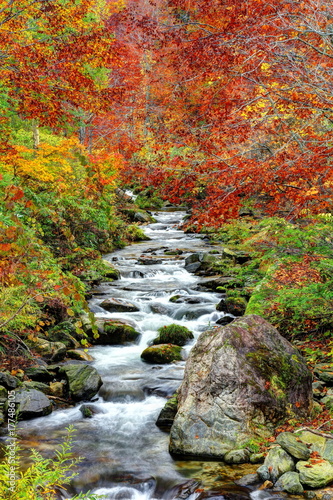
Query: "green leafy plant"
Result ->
[[0, 426, 99, 500]]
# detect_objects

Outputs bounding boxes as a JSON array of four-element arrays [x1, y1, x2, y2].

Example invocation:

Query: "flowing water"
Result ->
[[14, 210, 266, 500]]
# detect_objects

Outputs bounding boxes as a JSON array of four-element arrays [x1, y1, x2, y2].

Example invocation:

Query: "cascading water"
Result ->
[[14, 210, 262, 500]]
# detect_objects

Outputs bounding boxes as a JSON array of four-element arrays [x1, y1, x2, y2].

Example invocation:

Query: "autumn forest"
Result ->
[[0, 0, 333, 357], [1, 0, 333, 496]]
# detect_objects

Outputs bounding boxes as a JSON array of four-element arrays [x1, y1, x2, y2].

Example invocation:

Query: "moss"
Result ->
[[102, 323, 140, 344], [153, 324, 194, 346], [141, 344, 183, 364]]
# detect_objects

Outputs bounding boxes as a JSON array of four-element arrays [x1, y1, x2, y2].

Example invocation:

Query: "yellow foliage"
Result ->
[[1, 137, 86, 192]]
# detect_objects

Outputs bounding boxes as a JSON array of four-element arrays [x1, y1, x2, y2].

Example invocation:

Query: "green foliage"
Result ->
[[0, 426, 99, 500], [124, 224, 148, 242], [207, 215, 333, 340]]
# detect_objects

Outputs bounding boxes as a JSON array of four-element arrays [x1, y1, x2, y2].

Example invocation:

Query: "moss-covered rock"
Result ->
[[263, 446, 295, 483], [156, 394, 178, 430], [81, 315, 140, 345], [42, 320, 80, 348], [296, 460, 333, 488], [314, 364, 333, 385], [49, 381, 65, 398], [276, 431, 311, 460], [25, 365, 53, 382], [184, 252, 222, 275], [169, 315, 313, 459], [100, 321, 141, 345], [141, 344, 183, 364], [274, 472, 304, 494], [23, 381, 50, 395], [67, 349, 94, 361], [0, 385, 8, 401], [101, 260, 120, 280], [224, 296, 247, 316], [59, 364, 103, 401], [153, 324, 194, 346], [28, 337, 66, 362], [224, 449, 251, 464]]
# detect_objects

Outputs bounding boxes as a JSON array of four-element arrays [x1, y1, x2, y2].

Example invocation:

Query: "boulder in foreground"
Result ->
[[169, 315, 313, 458]]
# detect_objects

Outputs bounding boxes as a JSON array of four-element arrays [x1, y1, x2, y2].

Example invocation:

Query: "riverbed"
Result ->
[[16, 210, 262, 499]]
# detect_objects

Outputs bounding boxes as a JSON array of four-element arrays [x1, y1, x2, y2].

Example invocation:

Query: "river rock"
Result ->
[[276, 431, 311, 460], [263, 446, 295, 483], [100, 321, 140, 345], [296, 431, 333, 463], [49, 381, 65, 398], [79, 404, 103, 418], [184, 252, 221, 274], [67, 349, 94, 361], [0, 385, 8, 401], [59, 364, 103, 401], [257, 465, 270, 481], [224, 449, 251, 464], [274, 471, 304, 494], [250, 453, 265, 464], [141, 344, 183, 364], [153, 325, 194, 346], [314, 364, 333, 385], [25, 365, 53, 382], [0, 372, 20, 390], [138, 256, 163, 265], [169, 315, 312, 459], [100, 298, 139, 313], [14, 388, 53, 420], [23, 381, 50, 394], [196, 276, 235, 291], [296, 460, 333, 488], [156, 394, 178, 430], [29, 337, 67, 362], [216, 314, 234, 326]]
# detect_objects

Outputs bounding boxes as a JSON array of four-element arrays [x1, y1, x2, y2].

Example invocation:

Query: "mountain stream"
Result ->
[[16, 210, 271, 500]]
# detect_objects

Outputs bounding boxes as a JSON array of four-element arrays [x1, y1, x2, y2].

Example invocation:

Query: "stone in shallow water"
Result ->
[[274, 471, 304, 494], [141, 344, 183, 364], [14, 388, 52, 420], [263, 446, 295, 483], [59, 364, 103, 401], [99, 298, 139, 313]]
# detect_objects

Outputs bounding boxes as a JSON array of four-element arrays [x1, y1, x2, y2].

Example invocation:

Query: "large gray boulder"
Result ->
[[169, 315, 313, 459], [59, 364, 103, 401], [14, 388, 53, 420]]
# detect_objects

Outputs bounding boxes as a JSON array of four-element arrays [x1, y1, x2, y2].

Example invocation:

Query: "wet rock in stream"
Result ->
[[170, 315, 313, 459]]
